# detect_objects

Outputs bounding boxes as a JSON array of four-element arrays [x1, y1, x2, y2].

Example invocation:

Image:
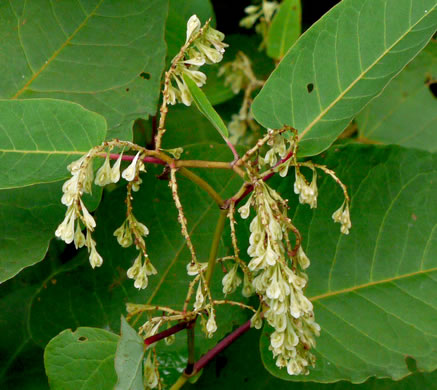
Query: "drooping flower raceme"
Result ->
[[165, 15, 228, 106], [55, 144, 156, 290], [239, 180, 320, 376]]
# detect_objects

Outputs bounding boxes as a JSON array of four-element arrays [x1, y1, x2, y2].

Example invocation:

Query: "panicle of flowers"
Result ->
[[240, 1, 279, 29], [56, 152, 102, 269], [218, 52, 264, 143], [238, 180, 319, 376], [165, 15, 228, 106]]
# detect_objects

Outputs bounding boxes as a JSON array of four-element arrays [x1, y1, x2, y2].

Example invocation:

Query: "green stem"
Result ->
[[205, 209, 227, 286], [169, 374, 189, 390], [179, 167, 224, 207]]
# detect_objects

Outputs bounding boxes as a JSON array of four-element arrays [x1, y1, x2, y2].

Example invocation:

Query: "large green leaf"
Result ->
[[0, 182, 65, 283], [267, 0, 301, 60], [0, 0, 168, 139], [0, 99, 106, 189], [192, 329, 437, 390], [44, 327, 119, 390], [115, 317, 145, 390], [257, 144, 437, 382], [252, 0, 437, 157], [356, 41, 437, 152]]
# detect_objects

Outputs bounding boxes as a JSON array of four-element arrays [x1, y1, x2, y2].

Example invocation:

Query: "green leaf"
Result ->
[[193, 329, 437, 390], [183, 74, 230, 138], [252, 0, 437, 157], [0, 0, 168, 139], [356, 40, 437, 152], [115, 317, 145, 390], [257, 144, 437, 382], [0, 99, 106, 189], [267, 0, 301, 60], [44, 327, 119, 390]]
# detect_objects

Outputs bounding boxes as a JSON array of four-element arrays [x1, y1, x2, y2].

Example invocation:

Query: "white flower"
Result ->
[[242, 272, 255, 297], [194, 281, 205, 311], [206, 310, 217, 337], [195, 41, 223, 64], [55, 206, 76, 244], [144, 259, 157, 276], [122, 152, 140, 182], [222, 264, 242, 295], [332, 202, 352, 234], [127, 253, 142, 279], [80, 199, 96, 230], [114, 220, 133, 248], [89, 244, 103, 268], [186, 14, 201, 43], [237, 195, 252, 219], [182, 67, 207, 87], [61, 175, 79, 206], [132, 217, 149, 237], [134, 263, 148, 289], [174, 76, 192, 106], [167, 83, 179, 105], [250, 308, 263, 329], [94, 154, 112, 186], [270, 331, 285, 349], [110, 152, 123, 183], [186, 262, 207, 276], [73, 224, 86, 249], [296, 246, 310, 269]]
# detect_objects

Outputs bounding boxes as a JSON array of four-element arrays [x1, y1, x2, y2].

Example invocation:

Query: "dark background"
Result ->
[[212, 0, 341, 34]]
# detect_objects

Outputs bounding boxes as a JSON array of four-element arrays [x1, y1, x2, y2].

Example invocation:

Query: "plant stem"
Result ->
[[205, 209, 227, 286], [169, 374, 189, 390], [179, 167, 224, 207], [186, 321, 196, 375], [144, 320, 192, 346], [194, 319, 251, 372]]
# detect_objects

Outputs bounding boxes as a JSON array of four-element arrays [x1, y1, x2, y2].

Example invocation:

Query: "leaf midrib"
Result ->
[[310, 266, 437, 302], [298, 4, 436, 142], [11, 0, 104, 99]]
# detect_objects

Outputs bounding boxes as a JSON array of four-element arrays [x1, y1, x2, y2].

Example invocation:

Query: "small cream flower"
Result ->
[[122, 152, 140, 182], [110, 152, 123, 183], [55, 206, 76, 244], [89, 244, 103, 268], [113, 220, 133, 248], [206, 310, 217, 337], [185, 15, 201, 43], [94, 153, 112, 186], [127, 253, 142, 279], [80, 199, 96, 230], [222, 264, 242, 295]]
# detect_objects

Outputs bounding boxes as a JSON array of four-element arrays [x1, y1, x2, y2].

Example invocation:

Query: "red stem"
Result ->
[[106, 153, 166, 166], [232, 149, 295, 207], [144, 320, 192, 346], [192, 319, 251, 372]]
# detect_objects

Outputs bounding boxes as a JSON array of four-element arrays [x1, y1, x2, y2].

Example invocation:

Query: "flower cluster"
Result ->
[[239, 180, 320, 376], [166, 15, 228, 106], [55, 145, 156, 290], [294, 166, 318, 209], [240, 1, 279, 29], [332, 201, 352, 234]]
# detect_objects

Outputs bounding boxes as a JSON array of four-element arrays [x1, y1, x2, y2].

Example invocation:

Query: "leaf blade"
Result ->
[[0, 99, 106, 189], [258, 144, 437, 382], [267, 0, 301, 60], [183, 74, 230, 138], [114, 317, 145, 390], [252, 0, 437, 157]]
